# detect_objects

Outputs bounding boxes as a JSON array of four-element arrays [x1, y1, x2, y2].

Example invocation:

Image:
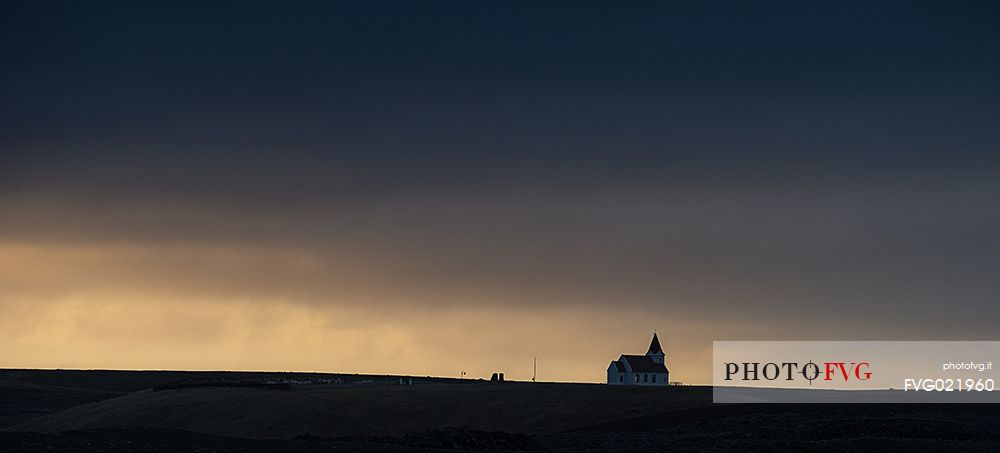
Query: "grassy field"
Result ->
[[6, 378, 711, 438], [3, 369, 1000, 452]]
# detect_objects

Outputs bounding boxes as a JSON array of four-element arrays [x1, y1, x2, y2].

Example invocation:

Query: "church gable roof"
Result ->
[[608, 360, 626, 372], [621, 355, 668, 373]]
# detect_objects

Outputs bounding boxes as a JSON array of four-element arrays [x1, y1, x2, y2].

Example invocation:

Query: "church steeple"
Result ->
[[646, 332, 664, 363], [646, 332, 663, 355]]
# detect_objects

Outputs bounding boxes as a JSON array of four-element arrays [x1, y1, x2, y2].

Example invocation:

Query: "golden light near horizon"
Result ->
[[0, 241, 718, 382], [2, 171, 997, 385], [0, 285, 709, 383]]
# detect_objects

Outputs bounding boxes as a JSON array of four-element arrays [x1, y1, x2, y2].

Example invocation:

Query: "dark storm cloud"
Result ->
[[4, 1, 1000, 179]]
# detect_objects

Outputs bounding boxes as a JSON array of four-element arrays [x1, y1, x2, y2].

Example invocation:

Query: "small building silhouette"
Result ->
[[607, 333, 669, 386]]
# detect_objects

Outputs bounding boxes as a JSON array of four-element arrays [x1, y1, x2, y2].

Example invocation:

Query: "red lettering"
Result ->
[[854, 362, 871, 380], [824, 362, 850, 381]]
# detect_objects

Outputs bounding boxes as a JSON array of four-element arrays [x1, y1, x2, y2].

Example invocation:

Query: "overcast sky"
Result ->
[[2, 1, 999, 383]]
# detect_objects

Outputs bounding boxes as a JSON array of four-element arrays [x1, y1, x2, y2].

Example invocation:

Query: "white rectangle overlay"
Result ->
[[713, 341, 1000, 403]]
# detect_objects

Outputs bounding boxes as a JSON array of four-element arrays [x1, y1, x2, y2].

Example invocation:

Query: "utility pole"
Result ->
[[532, 357, 536, 382]]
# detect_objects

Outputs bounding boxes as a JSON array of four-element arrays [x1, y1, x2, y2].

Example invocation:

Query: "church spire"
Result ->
[[646, 332, 663, 355]]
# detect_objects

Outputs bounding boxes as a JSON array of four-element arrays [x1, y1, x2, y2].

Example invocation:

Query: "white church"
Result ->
[[607, 333, 669, 386]]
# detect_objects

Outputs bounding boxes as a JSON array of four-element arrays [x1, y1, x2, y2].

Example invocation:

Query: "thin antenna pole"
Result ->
[[532, 357, 536, 382]]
